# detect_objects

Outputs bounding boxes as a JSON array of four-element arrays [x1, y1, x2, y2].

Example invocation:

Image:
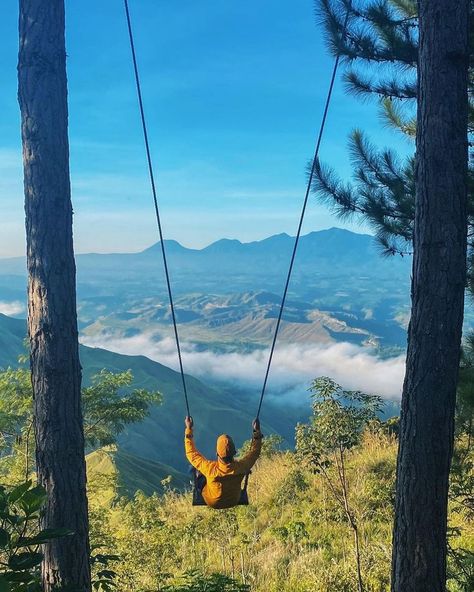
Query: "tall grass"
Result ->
[[87, 432, 473, 592]]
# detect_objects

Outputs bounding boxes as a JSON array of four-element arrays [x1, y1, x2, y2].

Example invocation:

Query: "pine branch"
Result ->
[[316, 0, 418, 65], [382, 97, 417, 136], [312, 0, 473, 265], [345, 70, 417, 99], [468, 102, 474, 134], [381, 151, 415, 208], [311, 159, 366, 218], [362, 188, 413, 228], [365, 2, 418, 65], [349, 130, 411, 199], [316, 0, 399, 64], [376, 234, 413, 257], [311, 154, 414, 230]]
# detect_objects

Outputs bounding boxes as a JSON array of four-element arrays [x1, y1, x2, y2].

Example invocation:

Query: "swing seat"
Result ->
[[191, 471, 250, 507], [192, 487, 249, 507]]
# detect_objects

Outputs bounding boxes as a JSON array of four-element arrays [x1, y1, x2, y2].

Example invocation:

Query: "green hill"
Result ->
[[0, 314, 287, 473], [79, 344, 276, 472], [86, 447, 189, 497]]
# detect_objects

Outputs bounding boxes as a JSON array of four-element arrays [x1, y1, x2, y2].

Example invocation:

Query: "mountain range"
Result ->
[[0, 228, 413, 354], [0, 228, 411, 298]]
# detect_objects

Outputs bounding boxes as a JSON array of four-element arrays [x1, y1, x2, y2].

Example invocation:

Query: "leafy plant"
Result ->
[[447, 535, 474, 592], [296, 377, 383, 469], [239, 433, 283, 458], [296, 377, 383, 592], [82, 370, 162, 448], [90, 545, 119, 592], [0, 481, 72, 591], [0, 367, 162, 482]]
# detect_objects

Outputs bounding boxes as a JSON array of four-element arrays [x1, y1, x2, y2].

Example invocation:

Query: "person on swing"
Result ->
[[184, 416, 263, 509]]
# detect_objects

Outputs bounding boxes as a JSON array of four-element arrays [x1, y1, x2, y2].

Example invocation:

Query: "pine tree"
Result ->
[[312, 0, 473, 273], [313, 2, 470, 590], [18, 1, 92, 589], [392, 3, 469, 589]]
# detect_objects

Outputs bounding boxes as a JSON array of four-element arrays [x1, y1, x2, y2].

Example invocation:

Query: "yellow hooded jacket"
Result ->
[[185, 427, 262, 509]]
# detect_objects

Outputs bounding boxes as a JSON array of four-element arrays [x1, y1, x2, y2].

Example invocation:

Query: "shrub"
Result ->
[[0, 481, 72, 591]]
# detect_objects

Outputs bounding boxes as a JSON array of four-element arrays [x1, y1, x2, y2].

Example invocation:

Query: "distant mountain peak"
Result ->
[[259, 232, 292, 243], [213, 238, 243, 245], [306, 227, 372, 238], [203, 238, 243, 253], [141, 239, 187, 254], [269, 232, 291, 239]]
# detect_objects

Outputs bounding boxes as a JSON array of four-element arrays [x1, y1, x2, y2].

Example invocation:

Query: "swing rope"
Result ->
[[124, 0, 191, 417], [124, 0, 352, 422], [255, 3, 352, 420]]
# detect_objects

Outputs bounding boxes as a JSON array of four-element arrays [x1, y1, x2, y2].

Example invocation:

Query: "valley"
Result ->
[[0, 228, 412, 354], [0, 228, 412, 485]]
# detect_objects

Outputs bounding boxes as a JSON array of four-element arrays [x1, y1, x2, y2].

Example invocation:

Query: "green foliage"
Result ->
[[90, 545, 119, 592], [80, 416, 474, 592], [0, 367, 161, 482], [296, 376, 383, 471], [313, 0, 474, 265], [82, 370, 162, 447], [447, 542, 474, 592], [163, 571, 250, 592], [86, 432, 401, 591], [458, 334, 474, 441], [295, 377, 384, 592], [272, 521, 309, 546], [450, 334, 474, 535], [273, 469, 309, 506], [450, 452, 474, 521], [0, 369, 32, 442], [0, 481, 72, 592], [239, 433, 283, 458], [0, 369, 34, 484]]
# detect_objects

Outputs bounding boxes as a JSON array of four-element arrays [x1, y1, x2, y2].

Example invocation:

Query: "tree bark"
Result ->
[[18, 1, 91, 590], [391, 2, 469, 591]]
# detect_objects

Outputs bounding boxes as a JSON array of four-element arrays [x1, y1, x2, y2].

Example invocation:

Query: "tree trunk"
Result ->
[[18, 1, 91, 590], [391, 2, 469, 591]]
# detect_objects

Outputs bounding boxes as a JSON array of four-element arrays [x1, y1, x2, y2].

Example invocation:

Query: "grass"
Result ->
[[86, 430, 473, 592]]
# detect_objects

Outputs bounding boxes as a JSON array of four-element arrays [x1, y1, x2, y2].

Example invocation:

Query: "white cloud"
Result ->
[[81, 332, 405, 401], [0, 300, 25, 316]]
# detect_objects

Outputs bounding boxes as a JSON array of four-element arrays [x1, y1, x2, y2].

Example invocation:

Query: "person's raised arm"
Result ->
[[184, 416, 213, 475], [239, 418, 263, 471]]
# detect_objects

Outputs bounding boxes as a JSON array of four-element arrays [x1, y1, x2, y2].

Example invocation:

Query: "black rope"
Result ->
[[124, 0, 191, 417], [256, 4, 352, 420]]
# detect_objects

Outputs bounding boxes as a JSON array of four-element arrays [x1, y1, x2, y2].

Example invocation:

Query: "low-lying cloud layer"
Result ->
[[81, 332, 405, 402], [0, 301, 25, 316]]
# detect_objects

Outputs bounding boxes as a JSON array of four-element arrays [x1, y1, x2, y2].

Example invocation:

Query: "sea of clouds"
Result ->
[[81, 332, 405, 402], [0, 300, 25, 316]]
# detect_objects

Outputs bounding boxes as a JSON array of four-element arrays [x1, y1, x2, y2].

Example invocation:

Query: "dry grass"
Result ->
[[87, 432, 473, 592]]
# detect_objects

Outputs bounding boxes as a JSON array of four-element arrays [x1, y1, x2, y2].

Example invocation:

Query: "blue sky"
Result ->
[[0, 0, 411, 257]]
